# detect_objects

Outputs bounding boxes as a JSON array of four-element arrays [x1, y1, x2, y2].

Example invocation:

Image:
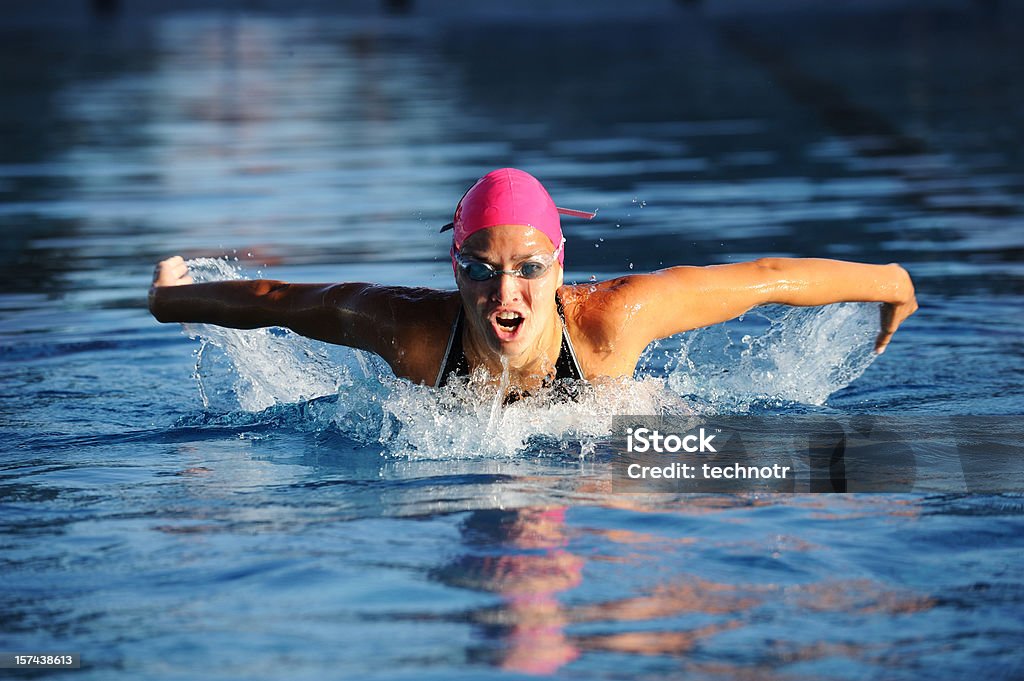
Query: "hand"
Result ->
[[151, 256, 193, 288], [149, 256, 193, 315], [876, 287, 917, 354]]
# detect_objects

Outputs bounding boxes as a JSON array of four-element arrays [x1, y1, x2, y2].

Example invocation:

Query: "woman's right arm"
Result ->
[[148, 256, 456, 384], [148, 256, 388, 349]]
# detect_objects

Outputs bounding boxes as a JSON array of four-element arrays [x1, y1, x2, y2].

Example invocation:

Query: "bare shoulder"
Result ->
[[316, 284, 460, 385], [385, 288, 462, 385], [378, 286, 461, 335], [558, 275, 654, 334], [558, 278, 655, 376]]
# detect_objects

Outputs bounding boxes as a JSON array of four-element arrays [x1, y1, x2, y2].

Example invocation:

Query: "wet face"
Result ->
[[455, 224, 564, 366]]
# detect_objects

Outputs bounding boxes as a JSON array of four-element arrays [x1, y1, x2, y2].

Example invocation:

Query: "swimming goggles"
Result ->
[[454, 238, 565, 282]]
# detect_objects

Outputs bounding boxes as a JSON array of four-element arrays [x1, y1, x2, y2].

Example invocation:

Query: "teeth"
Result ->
[[496, 312, 521, 320]]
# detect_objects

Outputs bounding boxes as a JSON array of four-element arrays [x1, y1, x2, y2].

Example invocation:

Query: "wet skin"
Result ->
[[454, 225, 566, 382], [149, 227, 917, 391]]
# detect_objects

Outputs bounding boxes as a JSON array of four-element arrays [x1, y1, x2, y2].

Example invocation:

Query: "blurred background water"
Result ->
[[2, 1, 1023, 679]]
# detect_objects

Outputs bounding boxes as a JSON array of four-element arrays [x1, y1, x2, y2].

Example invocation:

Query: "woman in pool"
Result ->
[[149, 168, 917, 397]]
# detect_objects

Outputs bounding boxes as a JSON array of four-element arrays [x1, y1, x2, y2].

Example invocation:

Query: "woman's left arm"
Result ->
[[612, 258, 917, 353], [747, 258, 917, 353]]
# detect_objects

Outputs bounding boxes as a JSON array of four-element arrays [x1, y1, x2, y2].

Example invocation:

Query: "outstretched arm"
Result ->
[[616, 258, 917, 353], [148, 256, 385, 348], [147, 256, 456, 384]]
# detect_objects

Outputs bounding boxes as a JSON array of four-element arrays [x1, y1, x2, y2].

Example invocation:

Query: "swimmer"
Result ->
[[149, 168, 917, 396]]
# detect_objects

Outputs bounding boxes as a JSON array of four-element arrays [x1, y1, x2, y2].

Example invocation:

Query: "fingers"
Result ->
[[875, 303, 894, 353], [874, 297, 918, 354], [152, 256, 193, 287], [874, 329, 893, 354]]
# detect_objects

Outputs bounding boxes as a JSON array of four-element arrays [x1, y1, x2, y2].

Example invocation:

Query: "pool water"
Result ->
[[2, 2, 1023, 679]]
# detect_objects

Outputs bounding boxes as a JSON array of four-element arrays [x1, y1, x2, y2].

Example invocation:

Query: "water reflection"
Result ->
[[436, 505, 743, 674], [434, 507, 582, 674], [430, 496, 938, 676]]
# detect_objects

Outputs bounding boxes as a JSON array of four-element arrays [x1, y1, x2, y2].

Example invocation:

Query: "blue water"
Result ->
[[2, 2, 1024, 679]]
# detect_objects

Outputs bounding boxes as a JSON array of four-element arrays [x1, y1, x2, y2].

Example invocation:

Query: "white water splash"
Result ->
[[486, 356, 512, 437], [182, 257, 347, 412], [365, 373, 690, 459], [664, 303, 879, 410]]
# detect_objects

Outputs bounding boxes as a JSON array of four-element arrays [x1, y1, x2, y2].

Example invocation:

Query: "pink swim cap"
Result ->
[[442, 168, 595, 270]]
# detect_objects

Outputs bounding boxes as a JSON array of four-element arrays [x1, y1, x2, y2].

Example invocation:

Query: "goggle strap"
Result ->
[[556, 207, 597, 219]]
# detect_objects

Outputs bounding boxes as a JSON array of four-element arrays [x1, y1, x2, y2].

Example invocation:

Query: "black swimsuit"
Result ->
[[434, 294, 586, 400]]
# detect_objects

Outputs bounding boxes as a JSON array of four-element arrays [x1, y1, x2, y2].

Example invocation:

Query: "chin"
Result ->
[[490, 337, 531, 359], [488, 329, 539, 362]]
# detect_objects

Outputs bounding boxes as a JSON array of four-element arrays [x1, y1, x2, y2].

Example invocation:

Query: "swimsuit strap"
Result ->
[[554, 293, 585, 381], [434, 305, 468, 388], [435, 292, 585, 388]]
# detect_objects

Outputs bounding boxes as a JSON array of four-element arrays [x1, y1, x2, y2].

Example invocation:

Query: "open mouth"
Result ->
[[496, 312, 524, 330], [492, 311, 525, 340]]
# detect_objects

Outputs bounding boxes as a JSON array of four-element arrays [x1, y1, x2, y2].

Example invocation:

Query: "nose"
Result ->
[[490, 271, 523, 304]]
